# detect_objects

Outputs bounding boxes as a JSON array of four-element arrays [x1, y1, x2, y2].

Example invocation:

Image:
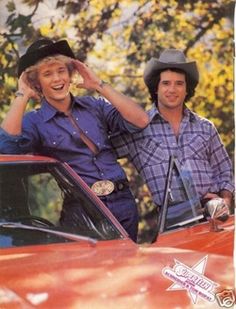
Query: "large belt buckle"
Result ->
[[91, 180, 115, 196]]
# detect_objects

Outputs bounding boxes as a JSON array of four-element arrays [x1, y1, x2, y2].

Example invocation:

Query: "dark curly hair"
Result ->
[[147, 68, 197, 103]]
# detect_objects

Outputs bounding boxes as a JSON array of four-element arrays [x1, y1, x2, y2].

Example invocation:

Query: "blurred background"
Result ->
[[0, 0, 234, 242]]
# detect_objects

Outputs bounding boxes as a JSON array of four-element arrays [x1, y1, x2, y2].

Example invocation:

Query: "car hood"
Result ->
[[0, 218, 234, 309]]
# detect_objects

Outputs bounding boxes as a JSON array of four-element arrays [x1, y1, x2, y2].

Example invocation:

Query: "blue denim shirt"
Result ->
[[0, 95, 140, 185]]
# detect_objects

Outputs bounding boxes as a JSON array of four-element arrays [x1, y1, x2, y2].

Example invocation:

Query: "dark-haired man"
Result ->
[[112, 49, 234, 232]]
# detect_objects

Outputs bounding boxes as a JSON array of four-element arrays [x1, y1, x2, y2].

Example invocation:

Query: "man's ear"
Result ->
[[35, 85, 42, 92], [33, 83, 43, 98]]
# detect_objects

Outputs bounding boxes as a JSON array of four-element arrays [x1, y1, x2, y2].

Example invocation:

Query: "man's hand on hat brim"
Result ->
[[71, 60, 101, 91]]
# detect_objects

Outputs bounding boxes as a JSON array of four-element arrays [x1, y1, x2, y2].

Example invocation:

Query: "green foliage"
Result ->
[[0, 0, 234, 242], [28, 173, 63, 224]]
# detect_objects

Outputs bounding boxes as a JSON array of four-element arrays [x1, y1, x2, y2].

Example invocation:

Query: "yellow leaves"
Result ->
[[187, 31, 233, 145], [226, 81, 233, 92], [199, 70, 233, 104], [90, 0, 119, 12], [3, 75, 16, 89], [40, 23, 52, 37], [40, 18, 74, 38], [177, 17, 190, 29], [194, 1, 209, 16], [211, 117, 222, 128]]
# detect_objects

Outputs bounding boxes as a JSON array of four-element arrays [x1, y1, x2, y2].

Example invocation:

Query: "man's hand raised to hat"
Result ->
[[71, 60, 103, 92], [17, 72, 40, 101], [1, 72, 40, 135]]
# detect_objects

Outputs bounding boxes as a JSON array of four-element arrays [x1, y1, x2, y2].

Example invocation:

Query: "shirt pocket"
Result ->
[[138, 138, 168, 166], [41, 131, 66, 149], [185, 135, 209, 160]]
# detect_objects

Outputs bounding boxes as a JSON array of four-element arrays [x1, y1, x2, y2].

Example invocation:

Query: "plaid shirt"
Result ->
[[111, 105, 234, 206]]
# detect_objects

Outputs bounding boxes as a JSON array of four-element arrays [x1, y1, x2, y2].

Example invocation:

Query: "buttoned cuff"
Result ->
[[0, 128, 30, 154], [220, 182, 235, 193]]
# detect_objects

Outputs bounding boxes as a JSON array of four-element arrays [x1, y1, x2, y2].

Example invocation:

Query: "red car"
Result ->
[[0, 154, 234, 308]]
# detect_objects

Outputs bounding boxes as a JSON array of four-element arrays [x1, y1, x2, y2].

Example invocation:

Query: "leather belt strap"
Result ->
[[68, 113, 98, 154]]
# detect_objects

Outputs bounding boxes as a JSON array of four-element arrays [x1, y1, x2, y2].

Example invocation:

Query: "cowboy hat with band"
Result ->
[[143, 49, 199, 102], [18, 38, 75, 77]]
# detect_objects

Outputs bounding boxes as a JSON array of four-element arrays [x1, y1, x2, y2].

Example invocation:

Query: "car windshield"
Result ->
[[158, 156, 204, 233], [0, 161, 122, 248]]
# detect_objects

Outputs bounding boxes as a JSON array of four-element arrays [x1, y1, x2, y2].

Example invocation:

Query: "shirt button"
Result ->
[[93, 157, 97, 161], [85, 130, 88, 134], [97, 142, 100, 146], [73, 131, 76, 135], [75, 117, 79, 121], [53, 141, 56, 145], [100, 173, 104, 176]]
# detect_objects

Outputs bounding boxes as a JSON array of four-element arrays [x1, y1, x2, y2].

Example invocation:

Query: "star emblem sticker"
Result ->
[[162, 255, 219, 304]]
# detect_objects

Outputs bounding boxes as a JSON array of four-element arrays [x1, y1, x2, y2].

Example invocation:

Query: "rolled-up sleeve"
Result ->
[[0, 104, 42, 155], [98, 97, 144, 133], [0, 128, 29, 154]]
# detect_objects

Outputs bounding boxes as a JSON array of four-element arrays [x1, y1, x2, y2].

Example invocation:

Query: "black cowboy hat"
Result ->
[[143, 49, 199, 90], [18, 38, 75, 77]]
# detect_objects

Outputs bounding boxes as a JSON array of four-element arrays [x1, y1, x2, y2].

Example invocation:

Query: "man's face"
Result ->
[[37, 60, 71, 104], [157, 70, 187, 111]]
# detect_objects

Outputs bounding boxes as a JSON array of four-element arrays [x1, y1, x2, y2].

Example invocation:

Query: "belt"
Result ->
[[90, 179, 129, 196]]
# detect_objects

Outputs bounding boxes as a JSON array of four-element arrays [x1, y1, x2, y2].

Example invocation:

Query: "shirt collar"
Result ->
[[148, 103, 197, 123], [183, 106, 198, 122], [147, 103, 161, 121], [40, 99, 58, 122], [40, 94, 87, 122]]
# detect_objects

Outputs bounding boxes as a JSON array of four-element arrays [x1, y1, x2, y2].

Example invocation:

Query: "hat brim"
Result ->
[[144, 58, 199, 88], [18, 40, 75, 77]]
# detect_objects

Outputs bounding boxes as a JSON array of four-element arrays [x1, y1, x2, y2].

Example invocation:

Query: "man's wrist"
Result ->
[[96, 80, 108, 93], [15, 90, 25, 97]]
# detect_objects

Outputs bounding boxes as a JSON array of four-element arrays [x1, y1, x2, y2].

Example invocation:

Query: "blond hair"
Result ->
[[25, 54, 75, 96]]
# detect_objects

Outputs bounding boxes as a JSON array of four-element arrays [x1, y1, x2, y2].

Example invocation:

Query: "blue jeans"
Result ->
[[60, 188, 139, 242], [99, 188, 139, 242]]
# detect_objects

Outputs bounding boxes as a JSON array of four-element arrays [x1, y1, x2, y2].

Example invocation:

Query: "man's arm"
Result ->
[[72, 60, 149, 129], [203, 124, 234, 212], [1, 72, 38, 135]]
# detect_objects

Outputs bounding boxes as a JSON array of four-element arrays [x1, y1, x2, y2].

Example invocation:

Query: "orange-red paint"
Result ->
[[0, 217, 234, 309]]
